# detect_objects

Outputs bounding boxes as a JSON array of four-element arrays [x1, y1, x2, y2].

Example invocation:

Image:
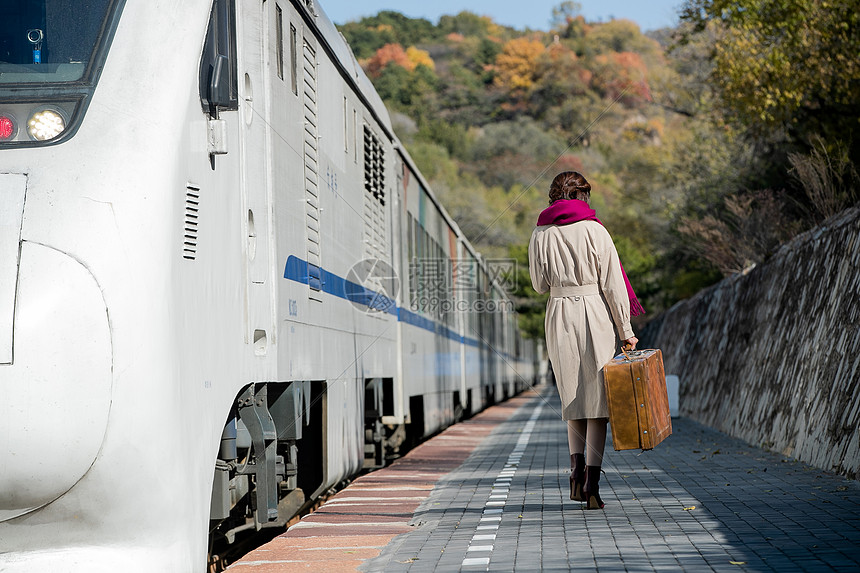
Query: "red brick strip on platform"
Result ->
[[226, 389, 539, 572]]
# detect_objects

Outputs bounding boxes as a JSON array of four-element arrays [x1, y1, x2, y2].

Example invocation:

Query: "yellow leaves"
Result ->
[[683, 505, 696, 511], [494, 37, 546, 90], [476, 15, 504, 39], [406, 46, 436, 71], [709, 0, 860, 130]]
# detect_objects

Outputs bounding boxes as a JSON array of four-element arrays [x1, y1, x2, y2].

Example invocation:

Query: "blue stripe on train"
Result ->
[[283, 255, 397, 315], [283, 255, 484, 348]]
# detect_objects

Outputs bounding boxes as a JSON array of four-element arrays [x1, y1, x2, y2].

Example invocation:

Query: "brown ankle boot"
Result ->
[[570, 454, 585, 501], [583, 465, 605, 510]]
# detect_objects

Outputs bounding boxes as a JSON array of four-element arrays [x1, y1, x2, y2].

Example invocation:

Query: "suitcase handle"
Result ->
[[617, 347, 653, 362]]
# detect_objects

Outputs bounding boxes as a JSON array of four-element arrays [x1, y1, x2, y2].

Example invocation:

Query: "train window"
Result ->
[[0, 0, 125, 147], [343, 96, 348, 152], [200, 0, 238, 115], [289, 23, 298, 96], [275, 4, 284, 80], [0, 0, 121, 84]]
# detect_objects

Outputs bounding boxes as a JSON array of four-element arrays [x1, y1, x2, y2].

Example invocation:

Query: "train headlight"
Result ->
[[27, 108, 66, 141], [0, 113, 16, 141]]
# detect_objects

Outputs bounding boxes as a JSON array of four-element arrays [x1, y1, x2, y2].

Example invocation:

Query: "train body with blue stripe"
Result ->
[[0, 0, 539, 570]]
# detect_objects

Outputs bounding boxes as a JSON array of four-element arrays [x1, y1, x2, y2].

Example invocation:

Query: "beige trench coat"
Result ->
[[529, 220, 635, 420]]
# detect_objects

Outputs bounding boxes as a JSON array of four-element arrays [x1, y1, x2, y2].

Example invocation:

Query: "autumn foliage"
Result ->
[[406, 46, 435, 71], [493, 37, 546, 90], [365, 43, 435, 78], [339, 5, 859, 325], [365, 43, 411, 78], [591, 51, 651, 105]]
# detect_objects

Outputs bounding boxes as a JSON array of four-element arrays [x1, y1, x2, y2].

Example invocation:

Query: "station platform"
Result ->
[[227, 384, 860, 572]]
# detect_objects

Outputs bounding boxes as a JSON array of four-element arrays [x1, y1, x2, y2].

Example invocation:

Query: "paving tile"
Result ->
[[230, 384, 860, 572], [363, 385, 860, 572]]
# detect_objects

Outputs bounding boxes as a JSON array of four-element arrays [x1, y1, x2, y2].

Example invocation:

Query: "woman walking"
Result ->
[[528, 171, 644, 510]]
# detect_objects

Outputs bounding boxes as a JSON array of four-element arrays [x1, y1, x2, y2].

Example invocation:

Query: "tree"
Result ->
[[590, 51, 652, 106], [336, 7, 756, 316], [528, 41, 592, 121], [475, 37, 502, 67], [438, 11, 501, 38], [338, 11, 441, 58], [679, 0, 860, 166], [365, 43, 413, 78], [494, 37, 546, 91], [406, 46, 435, 71], [585, 19, 661, 59], [551, 1, 583, 31], [373, 63, 412, 104]]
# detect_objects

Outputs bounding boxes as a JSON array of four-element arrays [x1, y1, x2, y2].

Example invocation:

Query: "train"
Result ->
[[0, 0, 541, 570]]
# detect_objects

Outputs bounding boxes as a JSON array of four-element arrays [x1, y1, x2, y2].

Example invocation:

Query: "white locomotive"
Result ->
[[0, 0, 539, 570]]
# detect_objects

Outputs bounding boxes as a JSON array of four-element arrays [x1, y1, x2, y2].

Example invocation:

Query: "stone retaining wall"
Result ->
[[640, 207, 860, 479]]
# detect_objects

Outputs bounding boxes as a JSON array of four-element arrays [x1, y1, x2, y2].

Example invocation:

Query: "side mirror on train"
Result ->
[[207, 55, 228, 117], [199, 0, 238, 117]]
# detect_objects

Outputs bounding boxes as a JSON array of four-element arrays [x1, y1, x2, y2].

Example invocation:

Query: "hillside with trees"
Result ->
[[336, 1, 860, 339]]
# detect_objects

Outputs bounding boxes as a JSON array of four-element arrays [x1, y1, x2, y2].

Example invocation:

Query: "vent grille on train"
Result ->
[[302, 36, 322, 296], [183, 184, 200, 260], [363, 126, 386, 262], [363, 126, 385, 205]]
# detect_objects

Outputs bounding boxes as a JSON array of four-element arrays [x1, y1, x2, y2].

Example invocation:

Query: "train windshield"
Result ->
[[0, 0, 122, 84]]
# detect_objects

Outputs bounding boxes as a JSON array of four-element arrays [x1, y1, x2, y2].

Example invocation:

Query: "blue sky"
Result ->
[[318, 1, 684, 32]]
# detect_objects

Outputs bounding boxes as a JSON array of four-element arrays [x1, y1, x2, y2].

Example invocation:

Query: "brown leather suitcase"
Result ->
[[603, 349, 672, 450]]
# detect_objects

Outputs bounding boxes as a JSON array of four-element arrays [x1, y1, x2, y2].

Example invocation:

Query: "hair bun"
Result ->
[[549, 171, 591, 204]]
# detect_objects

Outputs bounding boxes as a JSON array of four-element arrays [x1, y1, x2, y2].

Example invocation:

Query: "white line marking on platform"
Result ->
[[460, 400, 544, 570]]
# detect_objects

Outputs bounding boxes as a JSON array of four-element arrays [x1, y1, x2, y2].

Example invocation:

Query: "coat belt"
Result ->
[[550, 284, 600, 297]]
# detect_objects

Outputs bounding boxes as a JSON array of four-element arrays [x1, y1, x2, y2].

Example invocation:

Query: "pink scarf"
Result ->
[[537, 199, 645, 316]]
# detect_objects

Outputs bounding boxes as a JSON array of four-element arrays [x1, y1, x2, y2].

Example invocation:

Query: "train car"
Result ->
[[0, 0, 538, 571]]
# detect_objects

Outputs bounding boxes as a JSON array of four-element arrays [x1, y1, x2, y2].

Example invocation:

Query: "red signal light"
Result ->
[[0, 115, 15, 140]]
